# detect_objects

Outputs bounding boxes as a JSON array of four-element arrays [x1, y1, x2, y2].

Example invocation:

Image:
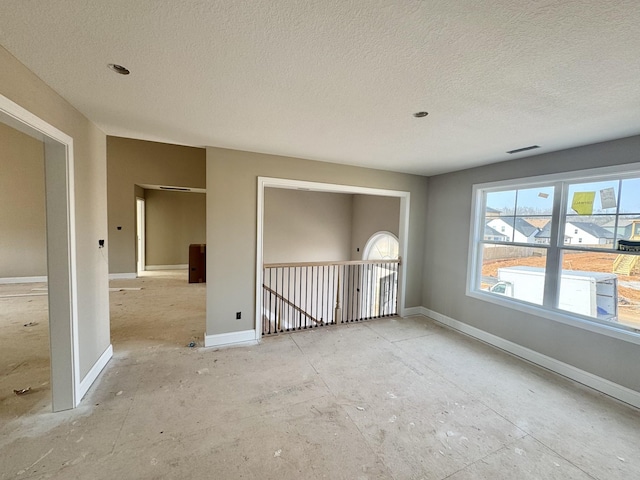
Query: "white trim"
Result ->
[[0, 276, 48, 284], [145, 264, 188, 271], [467, 289, 640, 345], [77, 344, 112, 403], [467, 163, 640, 344], [0, 95, 73, 144], [421, 308, 640, 409], [473, 162, 640, 192], [1, 93, 81, 412], [256, 176, 410, 340], [363, 231, 399, 261], [109, 273, 137, 280], [204, 329, 257, 348], [136, 197, 145, 275], [402, 306, 425, 317]]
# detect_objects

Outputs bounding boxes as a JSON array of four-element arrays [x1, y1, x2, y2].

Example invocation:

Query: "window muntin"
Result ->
[[364, 232, 399, 261], [484, 187, 554, 244], [472, 168, 640, 336], [481, 246, 548, 306]]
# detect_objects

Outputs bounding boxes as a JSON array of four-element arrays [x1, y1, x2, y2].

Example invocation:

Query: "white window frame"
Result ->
[[467, 163, 640, 345]]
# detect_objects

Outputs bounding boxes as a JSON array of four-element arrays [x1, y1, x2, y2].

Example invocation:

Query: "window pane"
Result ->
[[560, 251, 640, 330], [481, 245, 547, 305], [522, 216, 550, 245], [515, 186, 554, 215], [486, 190, 515, 217], [566, 180, 619, 215], [610, 215, 640, 244], [620, 178, 640, 214], [562, 216, 615, 248]]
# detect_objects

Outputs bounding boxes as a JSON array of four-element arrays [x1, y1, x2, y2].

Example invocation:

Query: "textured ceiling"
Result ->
[[1, 1, 639, 175]]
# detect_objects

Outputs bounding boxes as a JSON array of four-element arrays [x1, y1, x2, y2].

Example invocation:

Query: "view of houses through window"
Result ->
[[473, 172, 640, 332]]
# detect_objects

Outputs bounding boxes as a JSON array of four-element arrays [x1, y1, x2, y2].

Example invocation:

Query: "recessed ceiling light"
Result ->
[[413, 111, 429, 118], [108, 64, 130, 75], [506, 145, 540, 154]]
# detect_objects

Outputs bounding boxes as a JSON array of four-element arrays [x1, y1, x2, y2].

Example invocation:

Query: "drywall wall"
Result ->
[[0, 121, 46, 277], [107, 137, 206, 274], [0, 45, 109, 379], [206, 146, 428, 336], [145, 190, 206, 266], [423, 135, 640, 393], [264, 189, 353, 263], [350, 194, 400, 260]]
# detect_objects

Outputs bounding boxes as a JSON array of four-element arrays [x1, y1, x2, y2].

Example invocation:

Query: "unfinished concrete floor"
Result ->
[[1, 271, 639, 479]]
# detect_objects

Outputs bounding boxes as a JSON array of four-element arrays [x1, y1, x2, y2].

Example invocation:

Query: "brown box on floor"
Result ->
[[189, 244, 206, 283]]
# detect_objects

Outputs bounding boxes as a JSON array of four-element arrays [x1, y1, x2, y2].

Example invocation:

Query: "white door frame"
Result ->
[[0, 93, 80, 411], [136, 197, 146, 274], [255, 177, 410, 341]]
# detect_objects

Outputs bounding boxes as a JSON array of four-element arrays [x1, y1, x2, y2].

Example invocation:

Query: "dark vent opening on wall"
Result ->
[[506, 145, 540, 154], [159, 186, 191, 192]]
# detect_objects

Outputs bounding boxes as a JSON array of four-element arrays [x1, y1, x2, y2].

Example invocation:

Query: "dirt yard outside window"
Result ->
[[482, 252, 640, 329]]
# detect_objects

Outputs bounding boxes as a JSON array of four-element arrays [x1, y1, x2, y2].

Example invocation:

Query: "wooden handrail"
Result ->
[[264, 258, 401, 269], [262, 284, 323, 325]]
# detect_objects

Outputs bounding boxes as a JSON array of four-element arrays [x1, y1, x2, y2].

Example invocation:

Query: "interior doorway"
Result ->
[[0, 94, 80, 412], [136, 197, 145, 275], [255, 177, 410, 341]]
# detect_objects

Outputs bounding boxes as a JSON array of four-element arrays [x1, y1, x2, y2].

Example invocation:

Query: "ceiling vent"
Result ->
[[159, 186, 191, 192], [506, 145, 540, 154], [107, 63, 130, 75]]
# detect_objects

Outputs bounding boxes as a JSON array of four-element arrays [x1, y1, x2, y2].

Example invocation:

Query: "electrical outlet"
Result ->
[[236, 312, 241, 320]]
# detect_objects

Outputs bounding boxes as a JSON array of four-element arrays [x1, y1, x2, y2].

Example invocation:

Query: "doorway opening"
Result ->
[[110, 184, 207, 350], [255, 177, 410, 340], [0, 94, 80, 412], [136, 197, 145, 275]]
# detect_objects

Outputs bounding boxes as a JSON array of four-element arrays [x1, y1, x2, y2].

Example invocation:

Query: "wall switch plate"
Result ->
[[236, 312, 241, 320]]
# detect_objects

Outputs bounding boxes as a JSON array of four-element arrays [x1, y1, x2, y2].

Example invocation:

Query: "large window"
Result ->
[[469, 165, 640, 337]]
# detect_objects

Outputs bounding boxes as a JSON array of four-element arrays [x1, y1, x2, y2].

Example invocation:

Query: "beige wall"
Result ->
[[423, 135, 640, 393], [1, 45, 109, 378], [351, 194, 400, 260], [0, 122, 46, 277], [145, 190, 206, 266], [264, 189, 353, 264], [107, 137, 206, 274], [206, 146, 428, 336]]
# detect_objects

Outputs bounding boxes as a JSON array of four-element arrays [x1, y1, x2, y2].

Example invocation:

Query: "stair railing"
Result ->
[[262, 259, 400, 335]]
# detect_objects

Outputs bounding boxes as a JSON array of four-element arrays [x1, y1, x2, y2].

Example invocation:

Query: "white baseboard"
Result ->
[[420, 308, 640, 409], [402, 306, 424, 317], [0, 276, 47, 284], [108, 273, 137, 280], [204, 329, 257, 348], [77, 344, 112, 404], [145, 264, 188, 271]]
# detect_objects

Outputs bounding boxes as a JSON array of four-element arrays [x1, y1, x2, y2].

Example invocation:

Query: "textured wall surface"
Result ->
[[0, 122, 46, 277], [423, 135, 640, 393], [351, 195, 400, 260], [0, 45, 110, 379], [107, 137, 206, 274], [145, 190, 206, 266], [264, 189, 353, 264], [207, 146, 428, 335]]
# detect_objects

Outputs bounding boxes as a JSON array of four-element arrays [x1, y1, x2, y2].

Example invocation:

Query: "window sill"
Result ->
[[466, 289, 640, 346]]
